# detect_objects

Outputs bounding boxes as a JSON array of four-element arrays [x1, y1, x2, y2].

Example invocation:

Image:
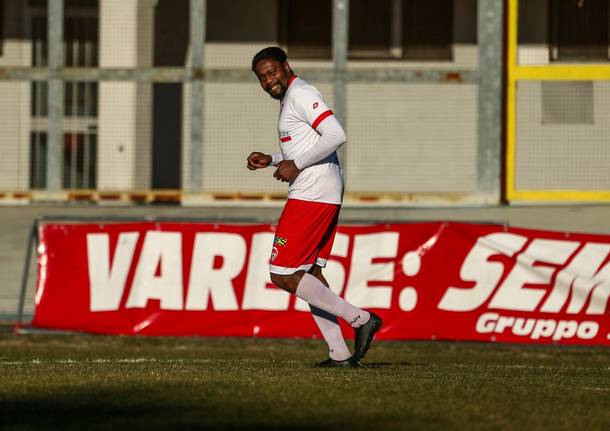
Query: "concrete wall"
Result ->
[[98, 0, 154, 190], [0, 1, 31, 189], [347, 83, 477, 193]]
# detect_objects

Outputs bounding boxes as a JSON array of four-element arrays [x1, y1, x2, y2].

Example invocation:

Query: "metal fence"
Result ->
[[0, 0, 503, 206], [506, 0, 610, 203]]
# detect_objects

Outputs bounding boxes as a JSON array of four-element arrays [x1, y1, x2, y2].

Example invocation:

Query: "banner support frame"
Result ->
[[15, 220, 39, 333]]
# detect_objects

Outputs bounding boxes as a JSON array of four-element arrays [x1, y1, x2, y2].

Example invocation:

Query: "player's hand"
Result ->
[[273, 160, 301, 183], [247, 152, 272, 170]]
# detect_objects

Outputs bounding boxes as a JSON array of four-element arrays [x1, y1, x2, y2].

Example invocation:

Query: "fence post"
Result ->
[[47, 0, 64, 193], [477, 0, 504, 203], [189, 0, 206, 193], [333, 0, 349, 171]]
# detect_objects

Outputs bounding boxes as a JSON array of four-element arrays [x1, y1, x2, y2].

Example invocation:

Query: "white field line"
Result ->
[[0, 358, 277, 366], [0, 358, 182, 365], [0, 359, 608, 372], [454, 363, 610, 371]]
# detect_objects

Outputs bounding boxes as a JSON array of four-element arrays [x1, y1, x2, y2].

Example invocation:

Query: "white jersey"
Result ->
[[277, 76, 344, 205]]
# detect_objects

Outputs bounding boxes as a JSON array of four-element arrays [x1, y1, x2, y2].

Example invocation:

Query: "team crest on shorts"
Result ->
[[271, 246, 279, 262], [271, 236, 287, 262], [273, 236, 287, 247]]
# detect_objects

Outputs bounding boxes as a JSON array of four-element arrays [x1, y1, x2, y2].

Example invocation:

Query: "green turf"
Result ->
[[0, 325, 609, 430]]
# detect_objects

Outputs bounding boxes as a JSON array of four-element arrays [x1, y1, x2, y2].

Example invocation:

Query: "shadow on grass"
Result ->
[[0, 384, 452, 431], [0, 388, 182, 430], [0, 387, 346, 431]]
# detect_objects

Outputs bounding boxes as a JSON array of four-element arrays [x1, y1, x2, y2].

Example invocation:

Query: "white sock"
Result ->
[[309, 305, 351, 361], [296, 273, 370, 328]]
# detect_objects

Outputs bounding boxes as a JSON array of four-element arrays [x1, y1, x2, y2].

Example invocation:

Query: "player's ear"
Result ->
[[282, 61, 291, 75]]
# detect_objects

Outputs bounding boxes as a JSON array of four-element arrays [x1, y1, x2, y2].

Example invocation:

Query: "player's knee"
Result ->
[[309, 264, 322, 277], [270, 272, 301, 294], [270, 273, 290, 292]]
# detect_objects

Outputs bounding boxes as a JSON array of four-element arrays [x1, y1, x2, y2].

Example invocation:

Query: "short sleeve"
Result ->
[[292, 88, 334, 131]]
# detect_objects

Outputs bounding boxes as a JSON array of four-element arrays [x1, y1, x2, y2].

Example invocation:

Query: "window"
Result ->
[[29, 2, 99, 117], [63, 132, 96, 189], [402, 0, 453, 60], [30, 132, 47, 189], [280, 0, 332, 59], [280, 0, 454, 61], [30, 132, 97, 189], [349, 0, 393, 58], [550, 0, 609, 62]]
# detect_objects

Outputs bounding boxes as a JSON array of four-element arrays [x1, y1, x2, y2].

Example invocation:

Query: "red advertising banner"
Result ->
[[32, 221, 610, 345]]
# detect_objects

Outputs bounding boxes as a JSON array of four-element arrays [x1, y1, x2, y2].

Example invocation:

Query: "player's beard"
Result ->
[[267, 82, 287, 100]]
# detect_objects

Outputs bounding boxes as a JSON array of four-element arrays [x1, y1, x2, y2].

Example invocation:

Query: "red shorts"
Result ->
[[269, 199, 341, 275]]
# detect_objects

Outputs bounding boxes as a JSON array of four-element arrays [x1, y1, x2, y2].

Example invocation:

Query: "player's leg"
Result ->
[[307, 265, 351, 364], [270, 270, 382, 363], [309, 204, 382, 363], [271, 270, 364, 324], [269, 200, 382, 363], [269, 200, 367, 326], [307, 222, 352, 364]]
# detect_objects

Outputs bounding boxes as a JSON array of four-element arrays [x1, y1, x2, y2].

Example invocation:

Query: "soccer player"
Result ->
[[247, 47, 382, 367]]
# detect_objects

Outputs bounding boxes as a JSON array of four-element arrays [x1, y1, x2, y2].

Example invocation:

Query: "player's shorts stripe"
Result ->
[[269, 263, 314, 275], [312, 110, 334, 130], [280, 136, 292, 142]]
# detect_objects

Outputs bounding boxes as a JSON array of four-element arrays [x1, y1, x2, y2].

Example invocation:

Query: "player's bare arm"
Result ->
[[246, 152, 272, 170]]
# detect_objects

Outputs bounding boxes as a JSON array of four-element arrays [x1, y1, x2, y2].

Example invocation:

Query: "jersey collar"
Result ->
[[281, 75, 298, 106]]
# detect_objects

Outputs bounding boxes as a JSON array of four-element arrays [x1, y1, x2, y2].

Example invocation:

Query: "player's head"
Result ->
[[252, 46, 294, 100]]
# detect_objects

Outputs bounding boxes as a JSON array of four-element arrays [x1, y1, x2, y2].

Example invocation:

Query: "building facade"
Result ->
[[0, 0, 608, 204]]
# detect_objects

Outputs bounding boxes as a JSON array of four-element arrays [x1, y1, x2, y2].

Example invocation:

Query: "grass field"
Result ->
[[0, 325, 609, 430]]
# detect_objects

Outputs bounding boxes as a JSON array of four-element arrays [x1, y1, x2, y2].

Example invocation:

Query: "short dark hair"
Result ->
[[251, 46, 288, 72]]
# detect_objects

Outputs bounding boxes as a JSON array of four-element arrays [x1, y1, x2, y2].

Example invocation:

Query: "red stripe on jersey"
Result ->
[[312, 110, 334, 130], [288, 75, 298, 86], [280, 136, 292, 142]]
